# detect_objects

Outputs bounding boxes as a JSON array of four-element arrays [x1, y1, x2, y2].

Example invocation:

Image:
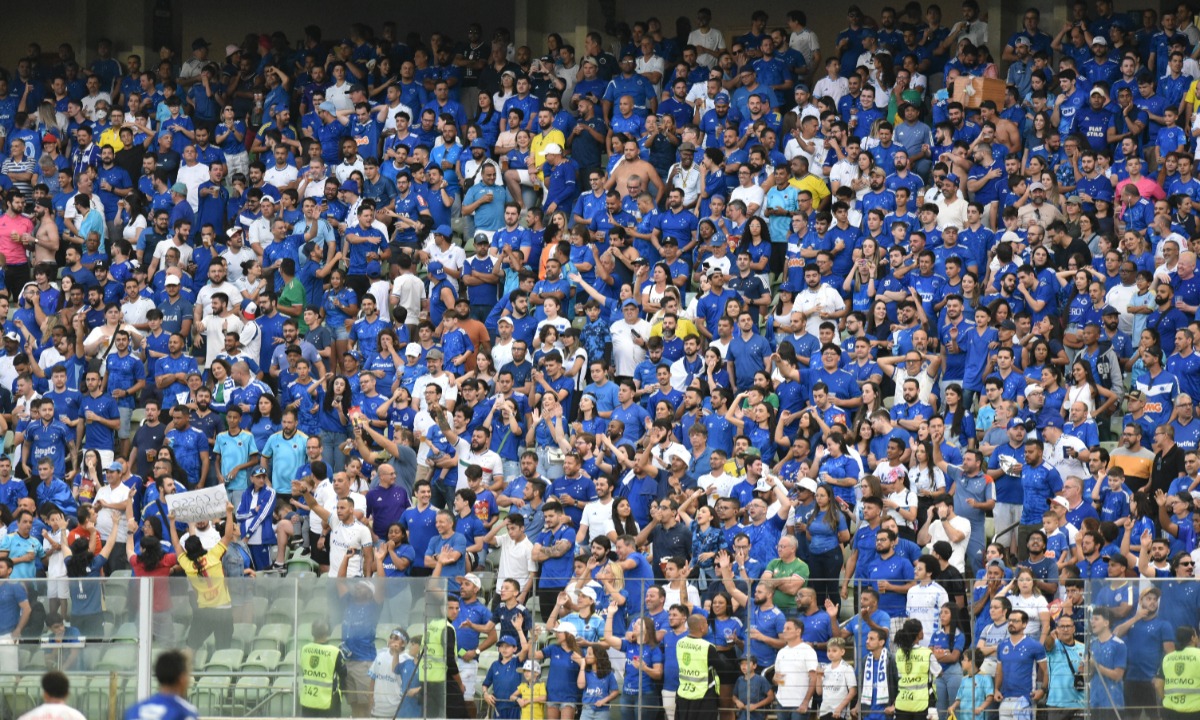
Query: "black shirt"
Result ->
[[1151, 443, 1187, 495]]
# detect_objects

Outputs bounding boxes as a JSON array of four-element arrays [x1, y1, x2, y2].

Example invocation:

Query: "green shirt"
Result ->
[[764, 558, 809, 609], [280, 278, 307, 332]]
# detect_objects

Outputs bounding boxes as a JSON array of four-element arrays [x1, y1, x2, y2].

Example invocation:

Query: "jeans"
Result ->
[[321, 431, 347, 474], [807, 546, 844, 608], [935, 663, 962, 720], [581, 706, 612, 720], [618, 690, 657, 720]]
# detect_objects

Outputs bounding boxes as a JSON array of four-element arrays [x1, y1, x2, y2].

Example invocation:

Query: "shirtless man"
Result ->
[[977, 101, 1020, 156], [605, 138, 666, 203], [32, 198, 61, 265]]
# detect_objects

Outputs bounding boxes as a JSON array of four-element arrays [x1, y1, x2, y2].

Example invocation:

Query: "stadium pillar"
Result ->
[[513, 0, 599, 57], [136, 578, 155, 699]]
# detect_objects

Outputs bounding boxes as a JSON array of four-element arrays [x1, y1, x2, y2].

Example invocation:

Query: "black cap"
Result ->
[[1101, 305, 1120, 316]]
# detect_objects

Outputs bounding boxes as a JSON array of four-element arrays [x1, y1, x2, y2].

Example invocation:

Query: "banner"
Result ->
[[165, 486, 228, 524]]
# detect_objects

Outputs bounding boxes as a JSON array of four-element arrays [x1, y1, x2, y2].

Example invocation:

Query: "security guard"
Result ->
[[891, 619, 935, 720], [675, 613, 732, 720], [1162, 626, 1200, 719], [419, 612, 470, 718], [299, 620, 346, 717]]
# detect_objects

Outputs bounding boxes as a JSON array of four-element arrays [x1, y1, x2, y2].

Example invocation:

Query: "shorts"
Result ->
[[512, 169, 533, 185], [46, 577, 68, 600], [118, 407, 133, 439], [547, 701, 579, 711], [345, 660, 372, 704], [331, 324, 351, 341]]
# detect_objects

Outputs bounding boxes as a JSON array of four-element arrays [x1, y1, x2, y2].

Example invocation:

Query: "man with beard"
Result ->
[[192, 258, 239, 324], [30, 198, 61, 266], [606, 138, 665, 204], [1113, 586, 1175, 715]]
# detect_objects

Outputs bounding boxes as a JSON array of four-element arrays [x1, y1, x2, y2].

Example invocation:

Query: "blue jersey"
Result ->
[[125, 693, 200, 720], [25, 420, 72, 478]]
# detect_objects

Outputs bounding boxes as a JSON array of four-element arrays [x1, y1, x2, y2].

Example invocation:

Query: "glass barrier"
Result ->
[[0, 565, 1195, 719], [0, 575, 447, 720]]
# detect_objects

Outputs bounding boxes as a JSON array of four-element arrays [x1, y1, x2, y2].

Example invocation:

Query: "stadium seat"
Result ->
[[254, 623, 292, 652], [111, 621, 139, 643], [241, 648, 282, 673], [191, 676, 231, 715], [231, 675, 272, 711], [269, 676, 295, 717], [96, 646, 136, 672], [232, 623, 258, 652], [203, 648, 245, 673]]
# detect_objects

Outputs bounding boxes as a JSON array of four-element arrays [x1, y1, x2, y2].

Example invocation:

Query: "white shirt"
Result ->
[[1045, 434, 1089, 480], [663, 582, 700, 609], [120, 296, 157, 328], [412, 373, 457, 413], [17, 703, 89, 720], [176, 162, 211, 211], [390, 273, 425, 321], [495, 532, 537, 592], [935, 196, 970, 230], [369, 648, 405, 717], [906, 581, 949, 646], [580, 497, 616, 542], [774, 642, 820, 706], [794, 283, 846, 336], [729, 184, 765, 216], [458, 448, 503, 491], [335, 158, 366, 184], [94, 483, 132, 541], [326, 81, 353, 111], [491, 338, 515, 371], [687, 28, 726, 67], [154, 238, 194, 267], [423, 241, 467, 276], [927, 516, 972, 573], [817, 661, 857, 717], [81, 93, 113, 121], [201, 313, 245, 367], [263, 164, 299, 189], [195, 280, 242, 319], [220, 246, 258, 283], [329, 515, 373, 577], [813, 76, 850, 105], [829, 160, 859, 187], [789, 29, 821, 66], [610, 318, 651, 376], [1105, 283, 1138, 335], [784, 136, 825, 172]]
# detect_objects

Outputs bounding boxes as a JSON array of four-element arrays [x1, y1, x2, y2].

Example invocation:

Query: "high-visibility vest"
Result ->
[[421, 619, 448, 682], [299, 642, 339, 710], [895, 646, 933, 712], [1163, 647, 1200, 713], [677, 636, 718, 700]]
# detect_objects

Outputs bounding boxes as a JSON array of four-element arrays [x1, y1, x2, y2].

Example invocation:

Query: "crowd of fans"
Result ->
[[1, 1, 1200, 719]]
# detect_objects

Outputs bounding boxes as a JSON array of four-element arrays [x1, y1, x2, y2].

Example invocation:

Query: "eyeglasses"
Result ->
[[1180, 560, 1195, 567]]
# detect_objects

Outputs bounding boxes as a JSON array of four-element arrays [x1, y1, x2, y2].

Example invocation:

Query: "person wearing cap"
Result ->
[[1073, 85, 1119, 152], [235, 465, 278, 572], [481, 633, 523, 718], [933, 172, 970, 231], [90, 457, 132, 572]]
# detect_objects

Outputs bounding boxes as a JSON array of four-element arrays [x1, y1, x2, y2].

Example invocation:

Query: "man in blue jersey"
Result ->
[[22, 399, 73, 480], [165, 405, 209, 490], [124, 650, 199, 720]]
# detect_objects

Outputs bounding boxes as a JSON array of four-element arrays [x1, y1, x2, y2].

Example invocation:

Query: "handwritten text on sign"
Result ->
[[165, 486, 228, 524]]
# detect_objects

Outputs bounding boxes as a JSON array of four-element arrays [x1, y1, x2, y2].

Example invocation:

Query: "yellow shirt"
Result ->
[[177, 542, 231, 608], [1185, 79, 1200, 116], [650, 318, 699, 338], [515, 681, 546, 720], [530, 130, 567, 183], [97, 128, 126, 153], [788, 174, 830, 206]]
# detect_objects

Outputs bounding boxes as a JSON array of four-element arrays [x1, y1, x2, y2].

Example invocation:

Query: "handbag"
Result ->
[[1062, 643, 1086, 692]]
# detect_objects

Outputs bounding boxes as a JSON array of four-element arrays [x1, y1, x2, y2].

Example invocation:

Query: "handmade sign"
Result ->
[[165, 486, 228, 523]]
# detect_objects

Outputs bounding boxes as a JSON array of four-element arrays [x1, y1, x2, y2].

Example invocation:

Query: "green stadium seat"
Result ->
[[269, 676, 295, 717], [96, 646, 136, 672], [111, 621, 139, 643], [203, 648, 245, 673], [231, 675, 272, 711], [254, 623, 292, 652], [242, 648, 282, 673], [191, 676, 231, 715]]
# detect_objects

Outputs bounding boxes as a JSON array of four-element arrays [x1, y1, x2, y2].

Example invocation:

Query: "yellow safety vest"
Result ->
[[895, 647, 933, 712], [421, 619, 448, 682], [677, 636, 718, 700], [1163, 647, 1200, 713], [299, 642, 339, 710]]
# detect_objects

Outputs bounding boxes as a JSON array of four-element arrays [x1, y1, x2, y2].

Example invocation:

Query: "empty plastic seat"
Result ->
[[254, 623, 292, 652], [231, 675, 272, 711], [203, 648, 245, 673], [96, 646, 136, 672], [191, 676, 230, 715], [241, 648, 281, 673]]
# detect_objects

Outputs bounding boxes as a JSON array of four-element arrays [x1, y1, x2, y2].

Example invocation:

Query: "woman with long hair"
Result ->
[[1065, 358, 1116, 417], [65, 509, 121, 637], [374, 522, 416, 577], [908, 441, 946, 524], [323, 267, 358, 363], [853, 382, 885, 434], [1000, 566, 1051, 642], [930, 603, 966, 720], [126, 512, 178, 646], [74, 449, 104, 506], [939, 384, 975, 450], [577, 644, 621, 720], [640, 262, 673, 314], [725, 397, 777, 465], [169, 502, 238, 651], [319, 375, 352, 473], [250, 393, 283, 453], [808, 433, 861, 509], [535, 624, 583, 720], [803, 484, 851, 606], [473, 90, 502, 150], [611, 497, 639, 537], [706, 590, 743, 719], [208, 358, 236, 413], [737, 217, 772, 283], [1039, 365, 1068, 421], [891, 618, 934, 719], [844, 239, 882, 312], [882, 470, 919, 543]]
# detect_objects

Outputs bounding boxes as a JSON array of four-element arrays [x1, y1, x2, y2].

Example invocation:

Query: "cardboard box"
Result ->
[[951, 76, 1007, 109]]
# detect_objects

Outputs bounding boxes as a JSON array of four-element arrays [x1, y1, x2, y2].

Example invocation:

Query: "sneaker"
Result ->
[[272, 562, 287, 577]]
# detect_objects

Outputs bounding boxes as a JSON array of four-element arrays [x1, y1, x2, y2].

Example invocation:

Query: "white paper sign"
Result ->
[[165, 486, 228, 524]]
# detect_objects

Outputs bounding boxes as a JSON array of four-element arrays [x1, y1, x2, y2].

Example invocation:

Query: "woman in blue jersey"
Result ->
[[536, 624, 584, 720], [572, 395, 609, 438], [601, 608, 662, 720], [249, 393, 282, 453], [931, 603, 968, 720], [373, 522, 416, 578], [803, 484, 851, 606], [809, 433, 862, 509], [322, 267, 358, 361], [318, 375, 352, 474], [473, 92, 503, 151], [577, 646, 620, 720], [724, 397, 777, 464]]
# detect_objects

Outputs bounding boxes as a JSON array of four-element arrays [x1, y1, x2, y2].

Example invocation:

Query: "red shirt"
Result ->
[[131, 552, 178, 612]]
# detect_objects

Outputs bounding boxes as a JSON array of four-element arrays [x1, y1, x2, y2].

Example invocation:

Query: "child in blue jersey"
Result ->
[[949, 649, 994, 720], [483, 635, 524, 718], [577, 645, 620, 720], [732, 655, 773, 720]]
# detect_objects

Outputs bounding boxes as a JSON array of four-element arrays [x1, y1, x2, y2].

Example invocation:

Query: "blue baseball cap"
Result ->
[[714, 93, 730, 105], [1007, 418, 1026, 430], [339, 180, 359, 194], [428, 261, 446, 278], [318, 101, 336, 114], [469, 138, 488, 150], [944, 173, 960, 186], [435, 224, 453, 238], [499, 635, 518, 646]]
